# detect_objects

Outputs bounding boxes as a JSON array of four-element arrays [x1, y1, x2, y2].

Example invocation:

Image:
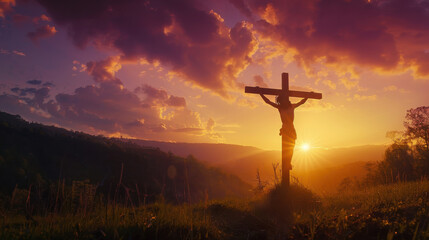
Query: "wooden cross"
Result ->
[[245, 72, 322, 187]]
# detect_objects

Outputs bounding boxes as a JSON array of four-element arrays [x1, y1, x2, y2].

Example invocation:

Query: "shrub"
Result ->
[[257, 183, 320, 223]]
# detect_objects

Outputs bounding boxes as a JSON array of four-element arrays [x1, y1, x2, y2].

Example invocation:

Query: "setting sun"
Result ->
[[301, 143, 310, 151]]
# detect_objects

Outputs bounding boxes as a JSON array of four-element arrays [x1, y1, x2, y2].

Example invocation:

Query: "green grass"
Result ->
[[293, 180, 429, 240], [1, 181, 428, 239]]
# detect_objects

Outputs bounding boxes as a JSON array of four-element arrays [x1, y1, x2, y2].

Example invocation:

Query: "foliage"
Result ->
[[256, 182, 320, 225], [0, 111, 251, 207], [1, 180, 428, 239], [358, 106, 429, 186], [404, 106, 429, 151]]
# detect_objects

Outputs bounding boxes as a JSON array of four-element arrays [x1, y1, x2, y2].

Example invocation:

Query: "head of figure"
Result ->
[[276, 94, 291, 107]]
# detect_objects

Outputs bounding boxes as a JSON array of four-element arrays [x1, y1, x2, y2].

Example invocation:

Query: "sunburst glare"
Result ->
[[301, 143, 310, 151], [292, 128, 326, 174]]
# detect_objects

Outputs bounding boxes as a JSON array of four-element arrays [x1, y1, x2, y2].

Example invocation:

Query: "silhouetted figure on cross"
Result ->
[[260, 93, 308, 137], [260, 92, 308, 164], [245, 72, 321, 187]]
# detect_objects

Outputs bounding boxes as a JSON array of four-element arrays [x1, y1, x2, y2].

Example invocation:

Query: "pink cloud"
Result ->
[[86, 56, 122, 84], [32, 14, 50, 24], [0, 48, 25, 56], [12, 50, 25, 56], [233, 0, 429, 77], [27, 24, 57, 43]]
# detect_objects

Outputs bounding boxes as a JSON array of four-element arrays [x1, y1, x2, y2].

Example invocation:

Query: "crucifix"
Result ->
[[245, 73, 322, 187]]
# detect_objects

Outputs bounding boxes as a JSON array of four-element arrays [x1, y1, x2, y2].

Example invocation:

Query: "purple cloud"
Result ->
[[10, 87, 37, 96], [1, 57, 206, 141], [26, 79, 42, 85], [233, 0, 429, 76], [35, 0, 257, 96]]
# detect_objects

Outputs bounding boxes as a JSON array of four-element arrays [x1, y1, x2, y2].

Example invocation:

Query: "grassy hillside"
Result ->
[[1, 181, 427, 239], [295, 161, 371, 193], [0, 111, 251, 204], [0, 111, 427, 239]]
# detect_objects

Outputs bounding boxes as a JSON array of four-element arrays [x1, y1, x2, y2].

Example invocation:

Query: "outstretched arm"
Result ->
[[293, 98, 308, 108], [260, 94, 278, 108]]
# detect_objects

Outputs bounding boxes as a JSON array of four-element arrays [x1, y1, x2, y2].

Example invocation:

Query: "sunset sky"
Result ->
[[0, 0, 428, 150]]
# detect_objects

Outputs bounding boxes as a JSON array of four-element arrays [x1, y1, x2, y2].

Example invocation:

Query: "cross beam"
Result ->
[[244, 87, 322, 99], [244, 72, 322, 187], [245, 72, 322, 99]]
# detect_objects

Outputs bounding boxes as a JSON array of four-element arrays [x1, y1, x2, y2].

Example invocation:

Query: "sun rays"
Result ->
[[301, 143, 310, 151]]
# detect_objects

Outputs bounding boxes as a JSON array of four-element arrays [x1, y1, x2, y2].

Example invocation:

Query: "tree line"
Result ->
[[340, 106, 429, 190], [0, 111, 251, 215]]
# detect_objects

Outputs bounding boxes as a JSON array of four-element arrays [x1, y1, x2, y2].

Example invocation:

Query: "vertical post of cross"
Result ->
[[244, 72, 322, 188], [281, 73, 290, 187], [282, 72, 289, 94]]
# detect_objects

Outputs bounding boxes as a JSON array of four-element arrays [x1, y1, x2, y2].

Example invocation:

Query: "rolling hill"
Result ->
[[0, 111, 251, 203]]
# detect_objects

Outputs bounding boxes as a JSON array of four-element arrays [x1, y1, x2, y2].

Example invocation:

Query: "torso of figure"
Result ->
[[278, 104, 294, 127]]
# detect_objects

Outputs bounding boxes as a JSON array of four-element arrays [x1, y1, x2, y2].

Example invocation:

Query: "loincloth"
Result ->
[[279, 126, 297, 140]]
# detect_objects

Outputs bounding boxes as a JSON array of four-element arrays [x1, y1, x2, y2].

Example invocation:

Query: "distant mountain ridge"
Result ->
[[0, 109, 386, 197], [127, 139, 386, 168], [127, 139, 387, 193], [128, 139, 263, 165], [0, 111, 251, 203]]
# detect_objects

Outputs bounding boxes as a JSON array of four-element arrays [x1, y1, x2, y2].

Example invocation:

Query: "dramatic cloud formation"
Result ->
[[1, 0, 427, 149], [51, 57, 204, 135], [232, 0, 429, 77], [86, 56, 122, 84], [36, 0, 257, 96], [0, 57, 214, 141], [27, 24, 57, 43]]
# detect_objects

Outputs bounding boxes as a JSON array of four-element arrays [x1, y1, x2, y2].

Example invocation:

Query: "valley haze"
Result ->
[[127, 138, 387, 193]]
